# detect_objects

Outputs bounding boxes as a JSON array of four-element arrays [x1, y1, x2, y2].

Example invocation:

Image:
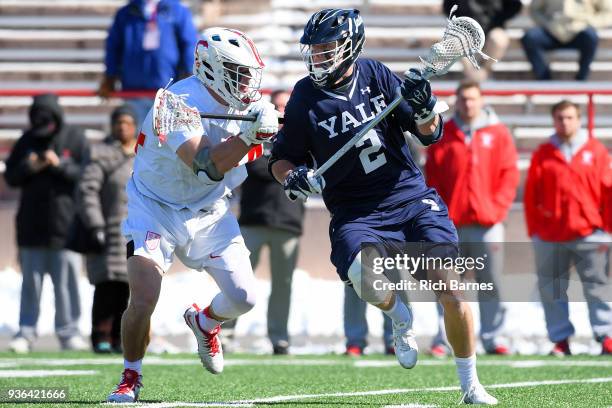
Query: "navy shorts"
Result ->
[[329, 191, 458, 283]]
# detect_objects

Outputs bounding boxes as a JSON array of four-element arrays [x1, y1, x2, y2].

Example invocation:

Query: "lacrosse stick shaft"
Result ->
[[312, 66, 443, 178], [199, 112, 284, 124]]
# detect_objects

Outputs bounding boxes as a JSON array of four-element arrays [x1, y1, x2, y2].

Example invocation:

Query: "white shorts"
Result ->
[[122, 177, 250, 273]]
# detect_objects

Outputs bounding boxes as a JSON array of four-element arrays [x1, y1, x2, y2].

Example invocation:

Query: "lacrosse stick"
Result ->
[[152, 88, 283, 143], [151, 88, 272, 165], [312, 4, 495, 178]]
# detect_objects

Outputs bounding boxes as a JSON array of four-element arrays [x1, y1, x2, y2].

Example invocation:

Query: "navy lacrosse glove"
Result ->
[[283, 166, 325, 201], [400, 68, 437, 125]]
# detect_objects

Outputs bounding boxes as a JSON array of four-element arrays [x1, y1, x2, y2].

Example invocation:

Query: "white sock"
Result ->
[[455, 354, 479, 392], [197, 307, 223, 333], [383, 295, 412, 324], [124, 359, 142, 375]]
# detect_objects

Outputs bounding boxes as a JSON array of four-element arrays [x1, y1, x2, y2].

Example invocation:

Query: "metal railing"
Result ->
[[2, 88, 612, 137]]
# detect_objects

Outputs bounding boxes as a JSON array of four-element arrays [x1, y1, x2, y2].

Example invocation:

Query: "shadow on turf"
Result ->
[[4, 400, 375, 406], [4, 400, 164, 405], [252, 402, 379, 406]]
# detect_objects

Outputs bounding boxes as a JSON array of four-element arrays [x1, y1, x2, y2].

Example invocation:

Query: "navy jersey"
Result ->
[[272, 58, 438, 214]]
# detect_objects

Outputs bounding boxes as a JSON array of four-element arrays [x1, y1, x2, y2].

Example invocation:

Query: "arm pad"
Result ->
[[193, 146, 223, 184]]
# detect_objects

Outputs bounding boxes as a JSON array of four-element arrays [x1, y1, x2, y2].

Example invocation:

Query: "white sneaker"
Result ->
[[392, 320, 418, 369], [60, 336, 89, 351], [461, 384, 498, 405], [107, 369, 142, 403], [183, 303, 224, 374], [9, 336, 31, 354]]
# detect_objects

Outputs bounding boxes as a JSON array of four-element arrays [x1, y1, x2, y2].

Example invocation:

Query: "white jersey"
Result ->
[[132, 76, 248, 213]]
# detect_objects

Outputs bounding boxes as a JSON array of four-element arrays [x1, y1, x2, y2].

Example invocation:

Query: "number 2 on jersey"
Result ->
[[356, 129, 387, 174]]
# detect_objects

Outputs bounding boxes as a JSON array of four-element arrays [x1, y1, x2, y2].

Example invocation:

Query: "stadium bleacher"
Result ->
[[1, 0, 612, 159]]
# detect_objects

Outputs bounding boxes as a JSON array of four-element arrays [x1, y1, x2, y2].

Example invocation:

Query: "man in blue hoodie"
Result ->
[[98, 0, 198, 123]]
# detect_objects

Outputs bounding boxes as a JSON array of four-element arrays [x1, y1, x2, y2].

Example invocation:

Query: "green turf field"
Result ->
[[0, 352, 610, 407]]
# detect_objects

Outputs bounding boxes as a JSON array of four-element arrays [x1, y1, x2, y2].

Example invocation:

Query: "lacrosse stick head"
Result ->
[[419, 5, 493, 78], [152, 88, 203, 143]]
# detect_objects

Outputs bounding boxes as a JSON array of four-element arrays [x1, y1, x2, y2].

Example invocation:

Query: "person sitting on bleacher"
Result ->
[[521, 0, 612, 81], [443, 0, 523, 81]]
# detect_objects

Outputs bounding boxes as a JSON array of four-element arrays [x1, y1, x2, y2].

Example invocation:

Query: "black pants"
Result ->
[[91, 281, 129, 349]]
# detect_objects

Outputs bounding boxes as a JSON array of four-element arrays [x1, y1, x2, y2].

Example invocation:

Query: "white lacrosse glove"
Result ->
[[283, 166, 325, 201], [238, 101, 279, 146]]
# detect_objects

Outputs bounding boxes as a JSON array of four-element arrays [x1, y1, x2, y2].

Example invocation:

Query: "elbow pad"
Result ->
[[193, 147, 223, 185]]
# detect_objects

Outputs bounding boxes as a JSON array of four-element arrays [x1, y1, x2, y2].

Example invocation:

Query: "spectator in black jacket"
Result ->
[[443, 0, 523, 81], [75, 105, 137, 353], [4, 93, 89, 353], [225, 90, 305, 355]]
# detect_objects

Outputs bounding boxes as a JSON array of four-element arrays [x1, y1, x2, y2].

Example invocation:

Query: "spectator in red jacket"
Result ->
[[604, 183, 612, 233], [524, 100, 612, 356], [426, 81, 519, 356]]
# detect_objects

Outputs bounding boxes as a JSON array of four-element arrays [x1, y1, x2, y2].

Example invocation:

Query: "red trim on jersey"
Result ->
[[135, 131, 146, 153], [248, 145, 263, 161]]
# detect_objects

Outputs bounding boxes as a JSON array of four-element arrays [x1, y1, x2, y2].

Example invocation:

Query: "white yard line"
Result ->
[[118, 404, 253, 408], [383, 405, 438, 408], [3, 357, 612, 369], [135, 377, 612, 408], [354, 359, 612, 368], [0, 369, 97, 378]]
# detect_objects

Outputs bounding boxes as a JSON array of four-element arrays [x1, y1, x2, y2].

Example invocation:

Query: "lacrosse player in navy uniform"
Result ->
[[270, 9, 497, 404]]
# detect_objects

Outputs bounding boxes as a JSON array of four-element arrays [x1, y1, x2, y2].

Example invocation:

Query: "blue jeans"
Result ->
[[17, 247, 82, 341], [344, 285, 393, 349], [521, 26, 599, 80]]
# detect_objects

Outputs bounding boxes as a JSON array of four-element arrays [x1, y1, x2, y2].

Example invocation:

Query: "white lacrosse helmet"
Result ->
[[193, 27, 264, 110]]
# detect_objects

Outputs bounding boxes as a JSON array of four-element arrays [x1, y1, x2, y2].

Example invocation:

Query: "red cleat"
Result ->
[[184, 303, 224, 374], [430, 344, 449, 358], [602, 336, 612, 355], [345, 344, 363, 357], [487, 344, 511, 355], [107, 368, 142, 403], [550, 338, 571, 357]]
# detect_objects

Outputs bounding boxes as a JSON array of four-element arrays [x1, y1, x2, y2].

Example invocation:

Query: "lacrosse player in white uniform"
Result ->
[[107, 27, 278, 403]]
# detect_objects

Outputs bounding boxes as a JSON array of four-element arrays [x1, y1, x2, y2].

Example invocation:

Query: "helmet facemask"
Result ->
[[221, 62, 262, 110], [300, 35, 358, 89]]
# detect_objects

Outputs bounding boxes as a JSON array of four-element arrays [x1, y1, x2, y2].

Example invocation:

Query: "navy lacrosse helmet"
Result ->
[[300, 8, 365, 89]]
